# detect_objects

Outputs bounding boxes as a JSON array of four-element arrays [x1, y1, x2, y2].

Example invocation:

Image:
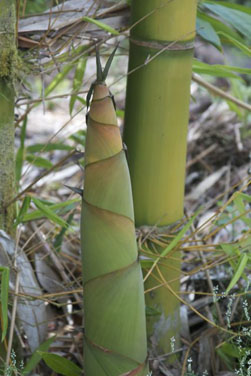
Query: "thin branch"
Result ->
[[192, 73, 251, 112]]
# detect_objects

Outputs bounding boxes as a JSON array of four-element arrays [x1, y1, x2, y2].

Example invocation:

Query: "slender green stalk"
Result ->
[[0, 0, 16, 235], [123, 0, 197, 356], [81, 57, 148, 375]]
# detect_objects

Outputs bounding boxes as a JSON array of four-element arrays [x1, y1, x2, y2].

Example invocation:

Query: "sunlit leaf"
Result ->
[[27, 143, 72, 153], [193, 59, 251, 78], [45, 63, 75, 97], [26, 154, 53, 169], [23, 198, 80, 222], [39, 352, 82, 376], [82, 16, 120, 35], [32, 198, 68, 228], [24, 336, 56, 373]]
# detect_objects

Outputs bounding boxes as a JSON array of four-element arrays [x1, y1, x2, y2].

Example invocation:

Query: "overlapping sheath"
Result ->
[[81, 83, 148, 376]]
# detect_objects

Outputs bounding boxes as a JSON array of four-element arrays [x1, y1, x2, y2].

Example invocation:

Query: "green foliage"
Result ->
[[0, 266, 9, 341], [23, 336, 56, 374], [39, 352, 82, 376], [197, 1, 251, 55], [69, 56, 87, 114], [82, 16, 119, 36]]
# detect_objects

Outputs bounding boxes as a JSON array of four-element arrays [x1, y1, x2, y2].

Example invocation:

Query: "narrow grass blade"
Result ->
[[226, 253, 248, 294], [32, 198, 68, 228], [82, 16, 119, 36], [0, 267, 9, 341], [14, 195, 31, 227]]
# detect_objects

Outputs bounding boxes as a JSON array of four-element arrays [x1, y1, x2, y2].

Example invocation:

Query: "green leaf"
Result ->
[[70, 56, 87, 114], [16, 116, 27, 184], [192, 59, 251, 78], [14, 195, 31, 227], [23, 336, 56, 373], [32, 198, 68, 228], [39, 352, 82, 376], [45, 63, 75, 97], [197, 16, 221, 49], [226, 253, 248, 294], [220, 243, 239, 256], [82, 16, 119, 35], [204, 1, 251, 14], [54, 212, 74, 252], [27, 143, 72, 153], [23, 198, 80, 222], [218, 342, 240, 358], [203, 2, 251, 40], [197, 11, 244, 42], [218, 31, 251, 56], [70, 130, 86, 144], [26, 154, 53, 169], [233, 193, 251, 227], [0, 267, 9, 341]]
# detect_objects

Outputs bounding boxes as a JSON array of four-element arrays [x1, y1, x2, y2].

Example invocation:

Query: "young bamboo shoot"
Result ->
[[81, 52, 149, 376]]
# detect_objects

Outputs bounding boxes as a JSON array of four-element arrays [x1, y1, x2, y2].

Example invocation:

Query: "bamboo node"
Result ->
[[130, 38, 194, 51]]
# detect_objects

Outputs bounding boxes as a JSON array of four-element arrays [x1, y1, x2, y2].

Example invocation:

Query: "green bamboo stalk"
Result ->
[[0, 0, 16, 235], [123, 0, 197, 356], [81, 54, 149, 376]]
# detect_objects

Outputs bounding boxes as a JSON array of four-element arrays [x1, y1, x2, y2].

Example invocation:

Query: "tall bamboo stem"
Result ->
[[124, 0, 197, 356], [0, 0, 17, 235]]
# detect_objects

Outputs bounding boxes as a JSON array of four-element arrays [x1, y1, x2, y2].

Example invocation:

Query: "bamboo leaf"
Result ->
[[197, 16, 221, 49], [82, 16, 120, 35], [70, 56, 87, 114], [218, 31, 251, 56], [14, 195, 31, 227], [45, 63, 74, 97], [22, 198, 80, 222], [32, 198, 68, 228], [27, 143, 72, 153], [0, 267, 9, 341], [197, 11, 244, 42], [203, 2, 251, 40], [226, 253, 248, 294], [203, 0, 251, 14], [26, 154, 53, 169], [193, 60, 251, 77], [39, 352, 82, 376], [23, 336, 56, 373], [53, 212, 74, 252], [233, 194, 251, 227]]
